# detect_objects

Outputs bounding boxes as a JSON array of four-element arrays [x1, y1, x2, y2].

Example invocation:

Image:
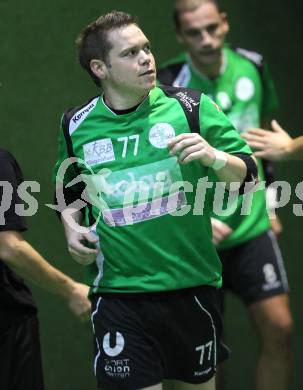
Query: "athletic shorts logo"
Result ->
[[103, 332, 125, 357], [235, 77, 255, 101], [263, 263, 277, 284], [149, 123, 175, 149], [83, 139, 115, 166], [262, 263, 281, 291]]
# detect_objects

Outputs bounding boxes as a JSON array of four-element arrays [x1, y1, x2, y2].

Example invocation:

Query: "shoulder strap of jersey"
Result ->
[[234, 47, 265, 80], [157, 62, 186, 85], [59, 97, 99, 225], [160, 85, 201, 134], [61, 95, 99, 171]]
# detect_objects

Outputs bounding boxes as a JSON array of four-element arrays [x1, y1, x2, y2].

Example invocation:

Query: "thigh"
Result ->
[[91, 295, 163, 390], [249, 294, 293, 340], [0, 315, 44, 390], [219, 230, 289, 305]]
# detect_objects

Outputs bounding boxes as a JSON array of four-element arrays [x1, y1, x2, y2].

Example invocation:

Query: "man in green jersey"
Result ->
[[158, 1, 293, 390], [54, 11, 258, 390]]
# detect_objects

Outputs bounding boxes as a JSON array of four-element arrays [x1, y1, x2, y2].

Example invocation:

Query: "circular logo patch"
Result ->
[[235, 77, 255, 101], [216, 92, 232, 110], [149, 123, 176, 149]]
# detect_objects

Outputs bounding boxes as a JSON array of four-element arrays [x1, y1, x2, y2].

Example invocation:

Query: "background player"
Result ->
[[158, 1, 293, 389]]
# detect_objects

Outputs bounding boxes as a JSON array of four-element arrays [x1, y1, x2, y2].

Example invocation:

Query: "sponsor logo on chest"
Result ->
[[83, 139, 115, 166]]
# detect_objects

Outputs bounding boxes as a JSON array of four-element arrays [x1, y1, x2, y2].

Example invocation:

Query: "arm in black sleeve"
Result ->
[[232, 153, 258, 195], [0, 153, 27, 232]]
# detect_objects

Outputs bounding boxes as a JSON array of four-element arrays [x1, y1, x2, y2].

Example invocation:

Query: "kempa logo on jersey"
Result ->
[[175, 91, 199, 112], [69, 97, 99, 135], [72, 102, 96, 124]]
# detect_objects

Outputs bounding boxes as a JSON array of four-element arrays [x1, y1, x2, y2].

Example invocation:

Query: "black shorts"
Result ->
[[91, 286, 229, 390], [219, 230, 289, 305], [0, 314, 44, 390]]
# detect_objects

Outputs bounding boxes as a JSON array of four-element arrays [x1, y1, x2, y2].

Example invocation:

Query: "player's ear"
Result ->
[[220, 12, 230, 34], [90, 59, 108, 80]]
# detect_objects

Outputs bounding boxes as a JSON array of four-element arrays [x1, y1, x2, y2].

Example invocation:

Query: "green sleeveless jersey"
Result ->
[[158, 47, 279, 249], [54, 86, 251, 293]]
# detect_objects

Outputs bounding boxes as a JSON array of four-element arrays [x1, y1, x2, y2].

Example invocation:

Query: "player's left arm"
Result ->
[[168, 132, 254, 187], [168, 95, 257, 190]]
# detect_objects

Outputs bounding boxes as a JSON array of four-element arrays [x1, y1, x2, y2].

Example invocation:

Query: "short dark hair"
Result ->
[[75, 11, 137, 86], [173, 0, 221, 32]]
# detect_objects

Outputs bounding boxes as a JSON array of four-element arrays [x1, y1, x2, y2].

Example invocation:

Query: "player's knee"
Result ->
[[263, 316, 293, 351]]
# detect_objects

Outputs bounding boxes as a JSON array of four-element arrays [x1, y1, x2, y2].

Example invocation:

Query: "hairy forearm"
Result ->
[[1, 234, 75, 300]]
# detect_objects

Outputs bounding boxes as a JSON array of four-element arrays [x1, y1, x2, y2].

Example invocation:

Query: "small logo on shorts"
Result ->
[[262, 263, 281, 291], [103, 332, 125, 357], [104, 358, 130, 379]]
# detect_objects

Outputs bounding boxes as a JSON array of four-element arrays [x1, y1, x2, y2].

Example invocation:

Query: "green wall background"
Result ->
[[0, 1, 302, 389]]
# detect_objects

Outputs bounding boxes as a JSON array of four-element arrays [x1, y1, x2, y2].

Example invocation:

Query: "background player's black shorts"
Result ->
[[219, 230, 289, 305], [0, 314, 44, 390], [91, 286, 229, 390]]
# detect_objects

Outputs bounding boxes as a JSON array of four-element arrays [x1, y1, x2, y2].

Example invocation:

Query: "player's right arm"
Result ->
[[0, 153, 91, 321], [60, 206, 98, 265], [0, 230, 91, 322], [54, 114, 98, 266]]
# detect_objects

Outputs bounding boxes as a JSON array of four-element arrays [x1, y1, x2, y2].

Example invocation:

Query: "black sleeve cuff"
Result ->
[[232, 153, 258, 195]]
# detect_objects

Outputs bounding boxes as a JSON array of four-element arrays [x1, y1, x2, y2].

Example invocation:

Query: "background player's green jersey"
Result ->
[[54, 86, 251, 293], [158, 47, 279, 249]]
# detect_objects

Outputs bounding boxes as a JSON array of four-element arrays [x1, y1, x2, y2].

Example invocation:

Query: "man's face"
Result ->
[[104, 24, 156, 96], [177, 2, 229, 66]]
